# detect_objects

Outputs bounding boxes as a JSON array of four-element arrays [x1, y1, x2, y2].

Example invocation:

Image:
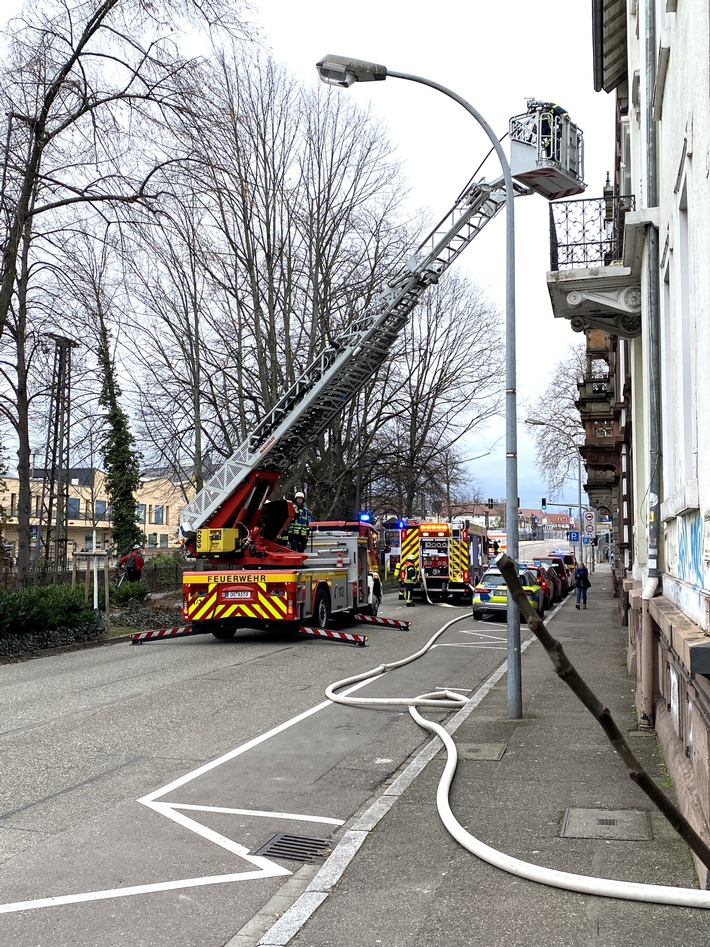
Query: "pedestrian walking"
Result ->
[[287, 491, 311, 552], [574, 560, 591, 608], [403, 558, 418, 607]]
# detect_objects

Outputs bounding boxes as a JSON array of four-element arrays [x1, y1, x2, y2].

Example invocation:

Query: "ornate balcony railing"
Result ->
[[549, 194, 635, 270]]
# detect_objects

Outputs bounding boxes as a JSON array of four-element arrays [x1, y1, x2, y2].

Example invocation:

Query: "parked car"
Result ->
[[541, 563, 563, 603], [472, 567, 545, 621], [533, 556, 571, 595], [522, 562, 558, 608], [550, 550, 576, 583]]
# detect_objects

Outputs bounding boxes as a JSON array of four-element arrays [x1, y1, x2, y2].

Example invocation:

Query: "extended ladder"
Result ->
[[181, 175, 525, 539]]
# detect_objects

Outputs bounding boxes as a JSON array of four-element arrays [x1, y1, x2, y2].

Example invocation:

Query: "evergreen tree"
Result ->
[[97, 324, 144, 555]]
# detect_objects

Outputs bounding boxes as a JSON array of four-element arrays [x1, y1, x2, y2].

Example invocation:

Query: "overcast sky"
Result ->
[[250, 0, 615, 510]]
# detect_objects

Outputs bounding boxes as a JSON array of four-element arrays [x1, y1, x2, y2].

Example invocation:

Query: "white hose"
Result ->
[[327, 610, 710, 908]]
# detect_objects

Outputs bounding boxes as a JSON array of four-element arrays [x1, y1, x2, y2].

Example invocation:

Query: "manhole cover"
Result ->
[[249, 832, 332, 863], [438, 742, 507, 761], [561, 808, 652, 840]]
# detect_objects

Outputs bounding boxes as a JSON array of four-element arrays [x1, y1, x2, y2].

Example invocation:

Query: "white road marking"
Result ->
[[0, 869, 287, 915], [457, 629, 507, 640], [169, 804, 345, 826], [0, 677, 374, 915]]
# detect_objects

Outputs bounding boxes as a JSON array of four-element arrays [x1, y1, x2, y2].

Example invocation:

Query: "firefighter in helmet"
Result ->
[[287, 490, 311, 552], [402, 557, 419, 608]]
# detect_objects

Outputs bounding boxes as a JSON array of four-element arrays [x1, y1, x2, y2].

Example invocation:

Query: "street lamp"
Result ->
[[524, 418, 585, 565], [317, 55, 522, 719]]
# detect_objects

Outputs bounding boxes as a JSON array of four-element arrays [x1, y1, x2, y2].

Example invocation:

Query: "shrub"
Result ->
[[0, 585, 102, 659], [98, 579, 148, 610]]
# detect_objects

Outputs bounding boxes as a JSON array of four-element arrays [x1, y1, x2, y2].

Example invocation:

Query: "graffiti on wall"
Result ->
[[666, 512, 705, 590]]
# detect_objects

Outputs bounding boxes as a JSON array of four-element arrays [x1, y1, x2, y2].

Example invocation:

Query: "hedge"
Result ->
[[0, 585, 103, 659]]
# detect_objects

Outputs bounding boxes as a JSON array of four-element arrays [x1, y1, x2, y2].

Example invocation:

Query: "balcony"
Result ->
[[547, 194, 642, 338]]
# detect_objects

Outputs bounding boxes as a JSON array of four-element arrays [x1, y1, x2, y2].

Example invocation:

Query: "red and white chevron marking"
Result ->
[[130, 626, 195, 644], [298, 626, 368, 646], [353, 614, 411, 629]]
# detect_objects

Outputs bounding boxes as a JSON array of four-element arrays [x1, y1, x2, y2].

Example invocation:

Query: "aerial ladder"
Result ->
[[166, 103, 585, 642]]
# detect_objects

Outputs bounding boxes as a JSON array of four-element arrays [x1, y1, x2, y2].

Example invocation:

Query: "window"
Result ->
[[68, 497, 80, 518], [148, 532, 158, 547], [154, 505, 164, 525], [160, 534, 169, 548], [95, 499, 107, 520], [137, 504, 146, 524]]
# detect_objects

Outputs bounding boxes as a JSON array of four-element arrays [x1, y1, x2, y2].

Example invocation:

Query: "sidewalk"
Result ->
[[253, 564, 710, 946]]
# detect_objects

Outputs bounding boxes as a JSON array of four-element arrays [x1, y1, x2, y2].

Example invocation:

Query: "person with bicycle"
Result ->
[[119, 544, 144, 582]]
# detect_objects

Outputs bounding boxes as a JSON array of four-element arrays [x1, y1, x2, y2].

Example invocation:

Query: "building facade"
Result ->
[[548, 0, 710, 883], [2, 468, 193, 562]]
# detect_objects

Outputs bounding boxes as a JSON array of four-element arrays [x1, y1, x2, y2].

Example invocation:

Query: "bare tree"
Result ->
[[124, 49, 410, 517], [527, 342, 585, 496], [365, 273, 504, 517], [0, 0, 253, 342]]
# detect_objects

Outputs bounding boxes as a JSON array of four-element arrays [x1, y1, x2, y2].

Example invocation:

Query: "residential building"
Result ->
[[2, 468, 194, 561], [548, 1, 710, 884]]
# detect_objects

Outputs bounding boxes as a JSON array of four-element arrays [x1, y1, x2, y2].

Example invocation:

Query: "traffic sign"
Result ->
[[583, 537, 591, 545], [568, 530, 580, 542], [583, 510, 597, 537]]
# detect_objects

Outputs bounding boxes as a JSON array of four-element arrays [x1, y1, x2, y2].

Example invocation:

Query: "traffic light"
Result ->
[[541, 498, 547, 511]]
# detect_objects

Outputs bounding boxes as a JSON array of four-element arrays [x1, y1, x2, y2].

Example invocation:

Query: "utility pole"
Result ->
[[38, 334, 78, 580]]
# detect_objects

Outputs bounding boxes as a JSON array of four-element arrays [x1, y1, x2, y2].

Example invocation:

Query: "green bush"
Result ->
[[0, 585, 102, 659], [112, 580, 149, 605], [98, 579, 148, 610]]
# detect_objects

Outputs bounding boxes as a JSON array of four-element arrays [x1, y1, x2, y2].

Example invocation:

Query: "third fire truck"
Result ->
[[396, 519, 486, 603]]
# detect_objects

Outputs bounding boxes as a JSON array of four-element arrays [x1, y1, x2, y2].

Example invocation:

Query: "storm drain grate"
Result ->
[[561, 808, 652, 841], [249, 832, 332, 863]]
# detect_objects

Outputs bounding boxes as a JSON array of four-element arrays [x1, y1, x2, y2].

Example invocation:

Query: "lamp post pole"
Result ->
[[316, 56, 522, 718]]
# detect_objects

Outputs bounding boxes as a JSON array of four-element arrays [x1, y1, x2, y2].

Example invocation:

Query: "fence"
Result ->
[[0, 560, 195, 594]]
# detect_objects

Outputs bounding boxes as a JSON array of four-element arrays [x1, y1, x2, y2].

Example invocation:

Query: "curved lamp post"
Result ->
[[524, 418, 585, 565], [317, 55, 521, 717]]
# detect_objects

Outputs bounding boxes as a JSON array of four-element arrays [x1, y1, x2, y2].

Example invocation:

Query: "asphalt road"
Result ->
[[0, 587, 522, 947]]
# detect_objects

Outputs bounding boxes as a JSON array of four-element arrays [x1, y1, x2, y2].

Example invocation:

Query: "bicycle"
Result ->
[[110, 566, 128, 591]]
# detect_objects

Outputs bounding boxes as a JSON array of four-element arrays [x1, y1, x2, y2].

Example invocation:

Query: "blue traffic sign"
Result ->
[[568, 530, 580, 542], [583, 537, 591, 545]]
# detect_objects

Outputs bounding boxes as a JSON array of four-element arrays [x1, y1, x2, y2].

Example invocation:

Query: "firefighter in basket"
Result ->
[[287, 490, 312, 553], [402, 557, 419, 608]]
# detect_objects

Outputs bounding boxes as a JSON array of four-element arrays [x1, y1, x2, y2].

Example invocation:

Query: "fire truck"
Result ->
[[396, 519, 486, 603], [175, 104, 584, 639]]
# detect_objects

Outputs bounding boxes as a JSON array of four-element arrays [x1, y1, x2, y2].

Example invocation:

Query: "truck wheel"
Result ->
[[212, 628, 236, 640], [313, 589, 331, 629], [363, 591, 381, 617]]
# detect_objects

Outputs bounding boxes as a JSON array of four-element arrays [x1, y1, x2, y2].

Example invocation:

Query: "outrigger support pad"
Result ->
[[353, 614, 411, 630], [129, 625, 204, 645], [298, 626, 368, 647]]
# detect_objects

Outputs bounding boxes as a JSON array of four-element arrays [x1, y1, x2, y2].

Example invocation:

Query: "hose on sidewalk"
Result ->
[[326, 609, 710, 909]]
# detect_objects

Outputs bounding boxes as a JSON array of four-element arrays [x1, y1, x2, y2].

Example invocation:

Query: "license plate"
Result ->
[[223, 590, 251, 600]]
